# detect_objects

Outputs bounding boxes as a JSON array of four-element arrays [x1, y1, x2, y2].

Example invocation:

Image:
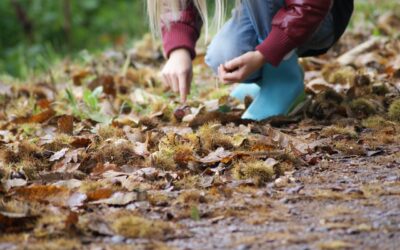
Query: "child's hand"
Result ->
[[161, 49, 193, 103], [218, 51, 265, 84]]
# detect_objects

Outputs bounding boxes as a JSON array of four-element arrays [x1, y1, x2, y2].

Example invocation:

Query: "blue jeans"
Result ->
[[205, 0, 334, 82]]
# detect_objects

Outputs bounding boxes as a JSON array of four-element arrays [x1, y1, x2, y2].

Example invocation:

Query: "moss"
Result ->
[[43, 133, 72, 151], [176, 190, 205, 205], [197, 122, 217, 150], [349, 98, 376, 118], [153, 147, 176, 170], [0, 199, 32, 215], [97, 125, 124, 140], [213, 134, 234, 150], [388, 99, 400, 121], [334, 141, 365, 156], [78, 180, 109, 193], [95, 139, 140, 165], [29, 238, 81, 250], [173, 144, 195, 166], [362, 116, 394, 129], [34, 214, 66, 238], [173, 175, 200, 190], [0, 234, 27, 244], [321, 126, 358, 139], [325, 66, 356, 85], [371, 83, 389, 95], [153, 133, 200, 170], [233, 159, 275, 185], [0, 147, 19, 164], [138, 116, 159, 129], [150, 101, 174, 122], [18, 141, 43, 159], [197, 122, 233, 151], [16, 160, 43, 180], [148, 191, 171, 206], [183, 133, 201, 151], [112, 215, 174, 240]]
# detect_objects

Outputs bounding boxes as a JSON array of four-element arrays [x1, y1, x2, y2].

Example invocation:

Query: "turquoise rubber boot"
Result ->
[[230, 83, 260, 102], [241, 53, 305, 121]]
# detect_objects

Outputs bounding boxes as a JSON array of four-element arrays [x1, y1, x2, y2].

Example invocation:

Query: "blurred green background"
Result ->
[[0, 0, 398, 78], [0, 0, 147, 77]]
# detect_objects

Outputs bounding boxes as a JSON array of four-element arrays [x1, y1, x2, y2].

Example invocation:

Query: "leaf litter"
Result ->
[[1, 15, 400, 250]]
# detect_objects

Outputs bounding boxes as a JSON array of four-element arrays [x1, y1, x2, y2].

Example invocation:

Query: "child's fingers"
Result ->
[[178, 74, 188, 103], [170, 75, 179, 93], [222, 69, 245, 83], [186, 71, 192, 96], [224, 57, 242, 71], [161, 73, 171, 88], [218, 64, 229, 82]]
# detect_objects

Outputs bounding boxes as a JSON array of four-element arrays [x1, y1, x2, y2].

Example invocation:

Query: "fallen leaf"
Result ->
[[0, 212, 38, 233], [15, 185, 70, 206], [199, 147, 233, 164], [70, 137, 92, 148], [12, 109, 56, 124], [49, 148, 69, 162], [2, 178, 27, 192], [68, 192, 87, 208], [89, 192, 138, 205], [58, 115, 74, 134]]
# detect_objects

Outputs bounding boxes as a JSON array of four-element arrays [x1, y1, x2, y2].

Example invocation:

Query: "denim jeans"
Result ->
[[205, 0, 334, 82]]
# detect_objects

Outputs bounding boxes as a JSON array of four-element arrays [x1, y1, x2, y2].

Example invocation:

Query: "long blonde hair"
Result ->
[[147, 0, 239, 41]]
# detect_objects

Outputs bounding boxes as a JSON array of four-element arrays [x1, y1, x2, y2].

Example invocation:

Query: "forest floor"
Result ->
[[1, 12, 400, 250]]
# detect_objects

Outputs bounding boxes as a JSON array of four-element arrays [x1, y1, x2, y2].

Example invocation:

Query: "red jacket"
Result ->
[[162, 0, 333, 66]]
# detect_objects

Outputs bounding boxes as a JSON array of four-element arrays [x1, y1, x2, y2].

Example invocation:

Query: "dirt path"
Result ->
[[168, 145, 400, 250]]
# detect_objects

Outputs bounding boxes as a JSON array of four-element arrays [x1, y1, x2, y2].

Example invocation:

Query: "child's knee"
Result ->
[[205, 39, 242, 74]]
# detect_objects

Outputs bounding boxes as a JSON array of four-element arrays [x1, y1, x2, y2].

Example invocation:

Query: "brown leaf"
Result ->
[[72, 69, 91, 86], [58, 115, 74, 134], [87, 188, 114, 201], [101, 75, 117, 96], [37, 99, 51, 109], [89, 192, 138, 205], [70, 137, 92, 148], [15, 185, 70, 206], [65, 211, 79, 231], [91, 163, 121, 176], [30, 109, 56, 123], [12, 109, 56, 124], [0, 212, 38, 233]]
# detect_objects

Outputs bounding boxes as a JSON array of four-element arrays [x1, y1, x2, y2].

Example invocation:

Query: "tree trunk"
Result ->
[[63, 0, 72, 46], [10, 0, 34, 42]]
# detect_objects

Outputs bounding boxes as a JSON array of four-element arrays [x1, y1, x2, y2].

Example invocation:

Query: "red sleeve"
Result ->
[[161, 2, 203, 59], [256, 0, 333, 66]]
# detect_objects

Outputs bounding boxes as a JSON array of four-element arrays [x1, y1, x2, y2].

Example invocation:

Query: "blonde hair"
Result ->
[[147, 0, 240, 41]]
